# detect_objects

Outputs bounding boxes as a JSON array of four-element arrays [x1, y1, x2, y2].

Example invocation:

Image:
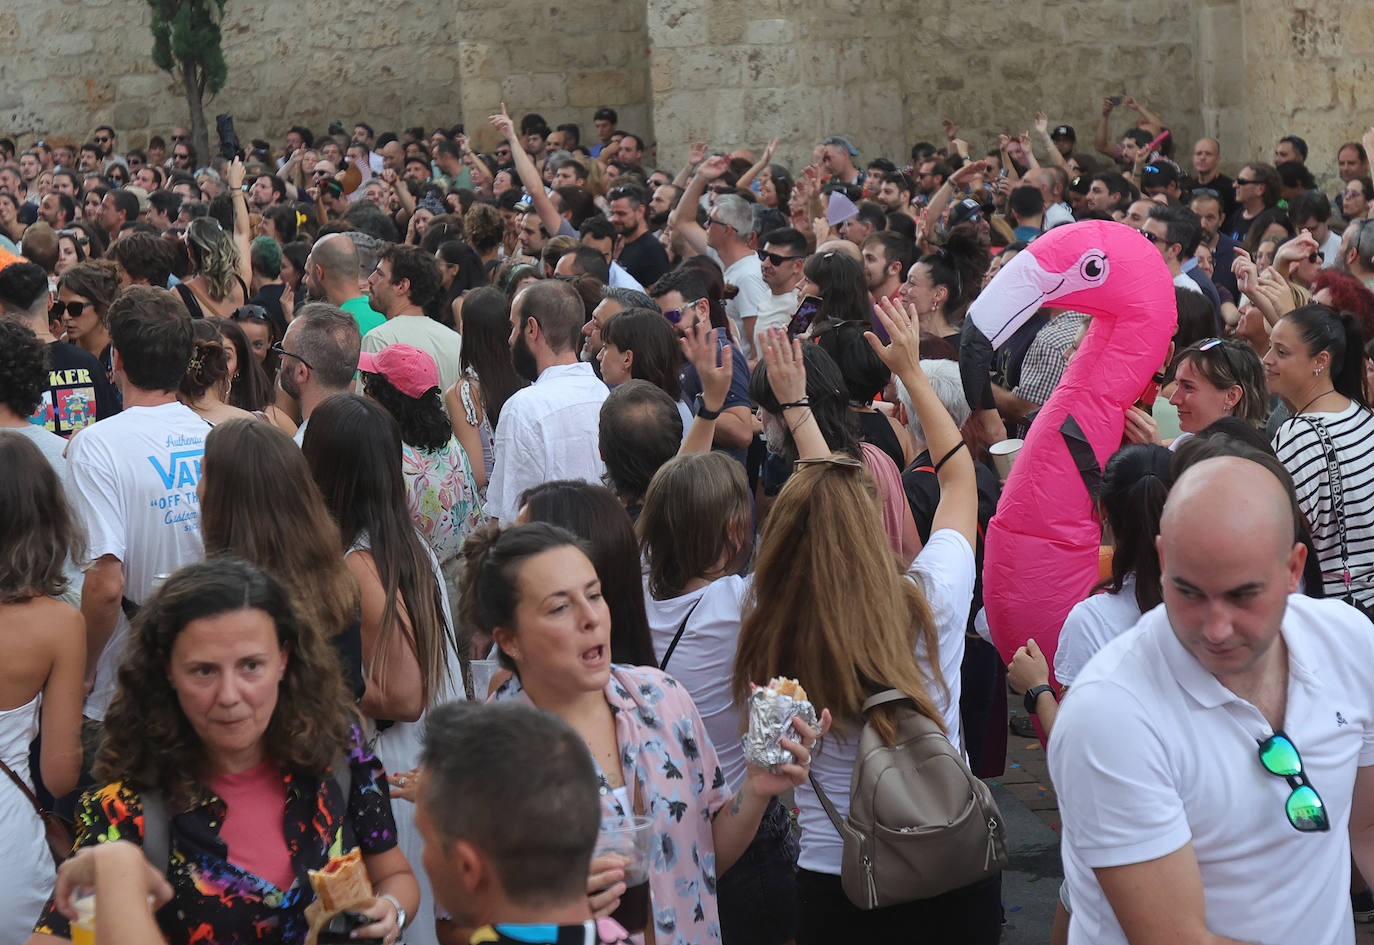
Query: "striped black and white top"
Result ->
[[1273, 403, 1374, 610]]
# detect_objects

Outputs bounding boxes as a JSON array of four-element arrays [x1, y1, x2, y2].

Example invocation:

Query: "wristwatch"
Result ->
[[378, 892, 408, 930], [694, 393, 723, 421], [1023, 685, 1056, 716]]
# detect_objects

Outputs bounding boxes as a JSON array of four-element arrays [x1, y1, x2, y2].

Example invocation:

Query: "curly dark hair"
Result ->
[[362, 370, 452, 452], [0, 319, 46, 418], [379, 242, 443, 309], [96, 556, 354, 808], [463, 202, 504, 255]]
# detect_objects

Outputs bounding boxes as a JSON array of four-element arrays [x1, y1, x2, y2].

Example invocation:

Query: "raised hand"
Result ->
[[680, 320, 733, 410], [867, 295, 924, 378], [688, 140, 709, 166], [759, 327, 808, 405], [762, 137, 779, 163], [489, 104, 517, 142], [1034, 111, 1050, 137], [699, 154, 731, 180], [942, 118, 960, 141]]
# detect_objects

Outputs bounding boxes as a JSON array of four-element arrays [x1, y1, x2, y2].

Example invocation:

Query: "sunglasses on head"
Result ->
[[1257, 731, 1329, 832], [232, 305, 270, 322]]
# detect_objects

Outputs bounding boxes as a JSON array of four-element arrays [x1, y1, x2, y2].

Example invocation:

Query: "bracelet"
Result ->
[[785, 410, 815, 433], [378, 892, 408, 929], [778, 399, 810, 410], [932, 440, 967, 473]]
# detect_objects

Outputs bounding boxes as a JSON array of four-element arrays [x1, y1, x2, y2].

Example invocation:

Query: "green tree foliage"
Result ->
[[148, 0, 228, 168]]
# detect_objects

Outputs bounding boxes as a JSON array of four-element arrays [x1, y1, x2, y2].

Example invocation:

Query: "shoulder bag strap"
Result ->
[[1302, 416, 1353, 594], [0, 754, 45, 818], [141, 789, 170, 875], [808, 772, 848, 836], [861, 688, 911, 713], [658, 598, 703, 671]]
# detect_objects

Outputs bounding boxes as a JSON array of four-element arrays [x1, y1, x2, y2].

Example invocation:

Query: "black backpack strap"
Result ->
[[140, 789, 169, 875], [658, 599, 703, 671]]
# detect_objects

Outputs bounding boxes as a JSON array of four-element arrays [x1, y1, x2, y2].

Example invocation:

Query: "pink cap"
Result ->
[[357, 344, 440, 398]]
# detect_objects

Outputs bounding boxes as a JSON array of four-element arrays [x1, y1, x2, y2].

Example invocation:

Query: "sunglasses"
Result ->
[[1257, 731, 1328, 832], [1191, 187, 1221, 199], [661, 298, 703, 325], [57, 229, 89, 245], [171, 134, 189, 142], [232, 305, 270, 322], [94, 137, 110, 145], [51, 300, 91, 320], [795, 454, 865, 471], [1141, 230, 1162, 244], [270, 342, 313, 370], [758, 249, 802, 266], [1234, 177, 1259, 186]]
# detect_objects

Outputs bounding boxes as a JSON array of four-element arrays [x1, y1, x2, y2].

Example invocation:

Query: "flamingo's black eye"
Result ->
[[1079, 252, 1108, 283]]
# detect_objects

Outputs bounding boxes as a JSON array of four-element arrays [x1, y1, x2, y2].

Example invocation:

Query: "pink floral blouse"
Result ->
[[497, 665, 730, 944]]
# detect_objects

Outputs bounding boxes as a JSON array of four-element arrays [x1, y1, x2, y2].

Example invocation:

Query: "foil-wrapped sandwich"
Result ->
[[743, 676, 818, 771]]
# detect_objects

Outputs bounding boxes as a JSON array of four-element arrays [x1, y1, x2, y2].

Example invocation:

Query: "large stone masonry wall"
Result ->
[[2, 0, 1371, 185]]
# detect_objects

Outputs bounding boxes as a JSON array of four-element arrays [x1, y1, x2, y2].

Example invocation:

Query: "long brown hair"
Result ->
[[0, 432, 86, 602], [638, 452, 751, 600], [733, 458, 946, 743], [96, 557, 353, 807], [199, 418, 360, 639]]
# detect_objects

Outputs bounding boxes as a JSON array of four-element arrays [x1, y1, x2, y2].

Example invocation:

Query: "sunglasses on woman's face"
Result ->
[[51, 300, 91, 320]]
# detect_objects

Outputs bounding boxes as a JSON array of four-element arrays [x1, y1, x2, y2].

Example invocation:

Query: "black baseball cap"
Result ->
[[1051, 125, 1076, 141]]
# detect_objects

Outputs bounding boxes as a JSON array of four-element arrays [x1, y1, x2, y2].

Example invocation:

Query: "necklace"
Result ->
[[1296, 389, 1338, 415]]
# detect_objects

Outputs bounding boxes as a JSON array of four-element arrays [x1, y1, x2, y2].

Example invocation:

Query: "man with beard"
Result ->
[[361, 243, 463, 393], [485, 280, 609, 523], [302, 233, 385, 337], [648, 182, 680, 234], [275, 302, 361, 444], [578, 216, 644, 291], [607, 183, 669, 286]]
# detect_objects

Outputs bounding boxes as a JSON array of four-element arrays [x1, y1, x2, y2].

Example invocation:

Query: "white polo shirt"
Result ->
[[1049, 595, 1374, 945]]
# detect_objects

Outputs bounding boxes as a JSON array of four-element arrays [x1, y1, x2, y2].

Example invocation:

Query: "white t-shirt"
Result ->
[[1051, 576, 1144, 687], [709, 248, 769, 361], [752, 289, 799, 350], [796, 529, 975, 874], [65, 402, 208, 720], [1319, 229, 1343, 268], [1049, 595, 1374, 945], [7, 424, 68, 474], [644, 575, 752, 792]]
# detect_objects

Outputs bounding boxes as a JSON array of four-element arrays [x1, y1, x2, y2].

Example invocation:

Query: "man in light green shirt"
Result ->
[[304, 234, 385, 336]]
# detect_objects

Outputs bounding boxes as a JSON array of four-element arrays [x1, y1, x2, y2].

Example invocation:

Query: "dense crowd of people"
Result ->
[[0, 94, 1372, 945]]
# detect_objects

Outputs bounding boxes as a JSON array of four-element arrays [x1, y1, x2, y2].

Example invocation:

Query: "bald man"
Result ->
[[1048, 456, 1374, 945], [303, 233, 384, 336]]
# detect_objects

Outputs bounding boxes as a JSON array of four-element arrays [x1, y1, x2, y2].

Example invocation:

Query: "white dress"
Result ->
[[0, 695, 52, 943], [352, 533, 465, 945]]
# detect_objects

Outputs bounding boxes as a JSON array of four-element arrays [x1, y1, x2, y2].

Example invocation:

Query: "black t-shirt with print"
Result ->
[[31, 341, 121, 436]]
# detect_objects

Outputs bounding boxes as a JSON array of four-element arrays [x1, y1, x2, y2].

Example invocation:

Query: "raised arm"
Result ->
[[679, 320, 733, 455], [922, 160, 984, 243], [1034, 112, 1069, 170], [1124, 96, 1165, 136], [491, 104, 563, 240], [674, 140, 708, 188], [759, 327, 829, 459], [671, 153, 730, 257], [735, 138, 778, 190], [871, 297, 978, 548], [225, 157, 253, 289], [1094, 97, 1117, 160]]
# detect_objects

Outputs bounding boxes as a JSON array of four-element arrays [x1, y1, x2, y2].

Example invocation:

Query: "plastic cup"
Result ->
[[70, 895, 95, 945], [468, 659, 500, 702], [989, 438, 1024, 481], [595, 814, 654, 933]]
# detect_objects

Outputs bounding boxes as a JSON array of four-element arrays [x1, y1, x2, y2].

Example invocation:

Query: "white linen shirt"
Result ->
[[1049, 595, 1374, 945], [483, 362, 608, 522]]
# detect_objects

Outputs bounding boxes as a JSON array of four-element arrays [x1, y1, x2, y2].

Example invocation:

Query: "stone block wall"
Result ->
[[1, 0, 462, 151], [2, 0, 1370, 187], [647, 0, 1204, 177]]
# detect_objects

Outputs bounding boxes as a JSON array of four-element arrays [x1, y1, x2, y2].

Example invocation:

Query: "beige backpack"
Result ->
[[809, 689, 1008, 908]]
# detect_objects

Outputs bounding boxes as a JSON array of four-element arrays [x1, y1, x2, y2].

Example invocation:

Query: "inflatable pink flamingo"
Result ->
[[967, 220, 1176, 678]]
